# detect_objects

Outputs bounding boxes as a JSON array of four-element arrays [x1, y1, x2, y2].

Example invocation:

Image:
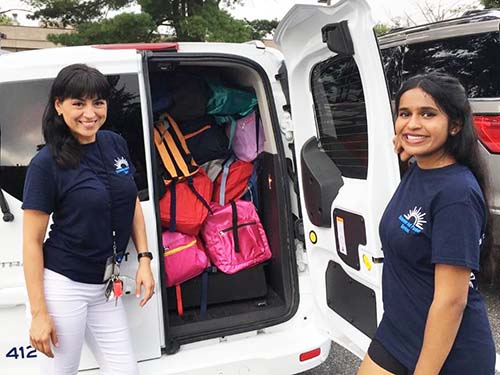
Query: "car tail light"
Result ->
[[299, 348, 321, 362], [473, 115, 500, 153]]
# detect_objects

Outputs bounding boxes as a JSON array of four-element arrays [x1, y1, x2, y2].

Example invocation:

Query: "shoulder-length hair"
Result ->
[[42, 63, 110, 168], [395, 72, 495, 281]]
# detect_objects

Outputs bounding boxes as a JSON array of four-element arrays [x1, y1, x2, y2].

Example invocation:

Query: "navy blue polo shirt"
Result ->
[[374, 162, 495, 374], [22, 130, 137, 284]]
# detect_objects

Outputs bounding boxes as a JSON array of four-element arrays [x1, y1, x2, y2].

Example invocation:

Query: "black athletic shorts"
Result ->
[[367, 339, 411, 375]]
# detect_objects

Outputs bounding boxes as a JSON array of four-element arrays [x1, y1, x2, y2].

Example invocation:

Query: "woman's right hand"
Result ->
[[393, 134, 412, 162], [30, 311, 58, 358]]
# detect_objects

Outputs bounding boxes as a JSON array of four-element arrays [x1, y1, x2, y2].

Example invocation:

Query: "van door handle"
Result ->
[[0, 189, 14, 222]]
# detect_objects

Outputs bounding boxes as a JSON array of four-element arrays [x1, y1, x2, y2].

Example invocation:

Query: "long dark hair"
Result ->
[[43, 63, 110, 168], [395, 72, 495, 281]]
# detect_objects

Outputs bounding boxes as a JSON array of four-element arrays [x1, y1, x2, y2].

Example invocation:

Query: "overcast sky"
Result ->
[[1, 0, 481, 27]]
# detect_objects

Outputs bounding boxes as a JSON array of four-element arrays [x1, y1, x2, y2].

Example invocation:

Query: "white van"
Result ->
[[0, 0, 401, 373]]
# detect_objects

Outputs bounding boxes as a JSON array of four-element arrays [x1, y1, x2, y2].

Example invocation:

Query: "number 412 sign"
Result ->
[[5, 345, 37, 359]]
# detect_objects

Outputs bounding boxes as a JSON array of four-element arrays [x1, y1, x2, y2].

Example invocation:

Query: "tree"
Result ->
[[178, 3, 251, 42], [392, 0, 479, 27], [23, 0, 261, 44], [138, 0, 243, 41], [48, 13, 157, 45], [374, 23, 391, 36], [481, 0, 500, 7], [0, 14, 13, 25], [23, 0, 134, 27], [245, 19, 279, 40]]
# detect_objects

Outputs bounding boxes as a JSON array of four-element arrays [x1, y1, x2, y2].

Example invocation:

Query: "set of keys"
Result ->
[[105, 275, 123, 305]]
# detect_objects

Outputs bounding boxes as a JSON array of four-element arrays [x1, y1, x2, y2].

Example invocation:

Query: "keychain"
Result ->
[[113, 277, 123, 306]]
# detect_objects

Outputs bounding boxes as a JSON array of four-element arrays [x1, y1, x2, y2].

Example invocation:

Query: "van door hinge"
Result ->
[[280, 112, 293, 141], [295, 239, 307, 272]]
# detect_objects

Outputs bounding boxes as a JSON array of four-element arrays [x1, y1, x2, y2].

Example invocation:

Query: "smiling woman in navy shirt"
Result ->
[[22, 64, 155, 374], [358, 73, 495, 375]]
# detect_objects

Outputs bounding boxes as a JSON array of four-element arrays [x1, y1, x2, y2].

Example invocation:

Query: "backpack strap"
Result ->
[[230, 200, 240, 253], [200, 270, 209, 317], [254, 107, 260, 155], [186, 176, 213, 215], [175, 284, 184, 317], [169, 180, 177, 232], [154, 113, 199, 181], [219, 155, 236, 205], [213, 115, 237, 149], [154, 124, 179, 179]]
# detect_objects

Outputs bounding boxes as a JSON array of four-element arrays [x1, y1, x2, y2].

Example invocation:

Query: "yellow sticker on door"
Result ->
[[336, 217, 347, 255]]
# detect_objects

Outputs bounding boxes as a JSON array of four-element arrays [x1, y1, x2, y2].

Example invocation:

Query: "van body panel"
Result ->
[[0, 49, 163, 371], [276, 0, 400, 358]]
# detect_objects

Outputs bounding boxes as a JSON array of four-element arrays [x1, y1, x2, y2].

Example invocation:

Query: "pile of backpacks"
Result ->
[[151, 73, 271, 317]]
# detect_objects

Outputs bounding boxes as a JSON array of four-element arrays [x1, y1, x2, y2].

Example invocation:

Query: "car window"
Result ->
[[382, 31, 500, 99], [310, 55, 368, 179], [0, 74, 147, 201]]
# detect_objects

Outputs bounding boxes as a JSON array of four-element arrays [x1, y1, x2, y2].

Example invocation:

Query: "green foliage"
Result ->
[[481, 0, 500, 8], [245, 19, 279, 39], [48, 13, 157, 46], [178, 2, 251, 42], [25, 0, 272, 44], [0, 14, 13, 25], [374, 23, 391, 36], [23, 0, 134, 26]]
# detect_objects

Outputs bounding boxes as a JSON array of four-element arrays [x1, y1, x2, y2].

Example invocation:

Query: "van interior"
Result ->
[[145, 57, 298, 346]]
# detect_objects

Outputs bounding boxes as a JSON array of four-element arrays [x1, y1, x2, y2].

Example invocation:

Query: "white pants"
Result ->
[[32, 269, 139, 375]]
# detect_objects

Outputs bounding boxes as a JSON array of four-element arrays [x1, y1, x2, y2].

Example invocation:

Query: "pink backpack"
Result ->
[[162, 231, 209, 287], [200, 200, 271, 274], [228, 109, 265, 162]]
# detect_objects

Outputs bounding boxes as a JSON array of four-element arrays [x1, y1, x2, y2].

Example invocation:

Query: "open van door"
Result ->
[[275, 0, 400, 358]]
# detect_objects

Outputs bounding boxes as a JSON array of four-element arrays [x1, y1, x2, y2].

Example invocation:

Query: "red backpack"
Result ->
[[212, 156, 253, 205], [154, 113, 212, 235]]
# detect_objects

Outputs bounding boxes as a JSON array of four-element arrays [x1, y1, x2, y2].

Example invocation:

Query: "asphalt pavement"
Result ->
[[300, 278, 500, 375]]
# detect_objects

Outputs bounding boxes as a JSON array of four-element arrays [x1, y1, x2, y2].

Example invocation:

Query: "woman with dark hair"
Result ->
[[358, 72, 495, 375], [22, 64, 155, 374]]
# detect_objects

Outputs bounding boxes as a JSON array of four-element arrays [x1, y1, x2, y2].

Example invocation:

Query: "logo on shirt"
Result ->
[[114, 156, 130, 175], [398, 206, 427, 234]]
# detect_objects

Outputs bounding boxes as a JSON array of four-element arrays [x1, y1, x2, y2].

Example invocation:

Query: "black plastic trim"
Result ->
[[325, 261, 377, 338], [321, 21, 354, 56], [301, 137, 344, 227]]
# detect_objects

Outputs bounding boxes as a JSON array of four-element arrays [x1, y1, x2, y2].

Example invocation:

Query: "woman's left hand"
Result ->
[[135, 259, 155, 307]]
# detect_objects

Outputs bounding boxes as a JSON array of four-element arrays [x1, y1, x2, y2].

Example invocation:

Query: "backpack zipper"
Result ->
[[220, 221, 257, 235], [164, 239, 198, 256]]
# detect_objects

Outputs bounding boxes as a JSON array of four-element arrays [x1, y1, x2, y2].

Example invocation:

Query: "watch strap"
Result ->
[[137, 251, 153, 261]]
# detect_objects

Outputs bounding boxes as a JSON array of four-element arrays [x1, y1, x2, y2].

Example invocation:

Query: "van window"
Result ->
[[0, 74, 147, 201], [311, 55, 368, 179], [382, 32, 500, 99]]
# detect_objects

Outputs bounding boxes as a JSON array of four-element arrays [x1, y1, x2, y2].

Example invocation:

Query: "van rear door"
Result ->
[[275, 0, 400, 358]]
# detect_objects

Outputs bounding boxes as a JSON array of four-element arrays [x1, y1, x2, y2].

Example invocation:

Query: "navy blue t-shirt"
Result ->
[[22, 130, 137, 284], [374, 162, 495, 374]]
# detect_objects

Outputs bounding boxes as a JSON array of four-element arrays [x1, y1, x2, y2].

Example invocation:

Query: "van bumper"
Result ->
[[143, 320, 330, 375], [83, 301, 331, 375]]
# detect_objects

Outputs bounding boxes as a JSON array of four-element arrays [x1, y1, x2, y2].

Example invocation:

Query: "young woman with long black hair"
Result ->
[[22, 64, 155, 374], [358, 72, 496, 375]]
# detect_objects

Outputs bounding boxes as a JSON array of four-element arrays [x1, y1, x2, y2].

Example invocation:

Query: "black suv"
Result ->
[[379, 10, 500, 246]]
